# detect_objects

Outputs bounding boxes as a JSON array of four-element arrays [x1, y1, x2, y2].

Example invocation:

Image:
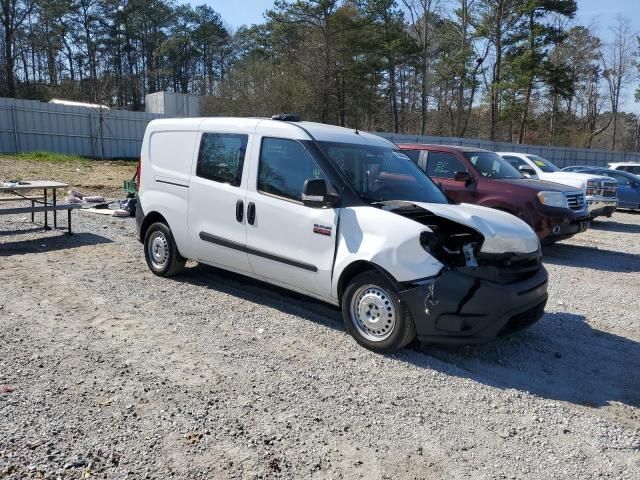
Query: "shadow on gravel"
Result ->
[[0, 226, 49, 237], [543, 243, 640, 273], [173, 265, 640, 409], [174, 263, 345, 331], [0, 232, 112, 256], [589, 220, 640, 234], [409, 312, 640, 409]]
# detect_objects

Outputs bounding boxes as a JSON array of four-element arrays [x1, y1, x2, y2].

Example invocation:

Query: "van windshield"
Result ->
[[318, 141, 448, 204]]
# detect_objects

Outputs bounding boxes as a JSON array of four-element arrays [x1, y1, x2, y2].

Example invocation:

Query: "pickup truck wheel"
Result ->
[[342, 271, 416, 353], [144, 222, 185, 277]]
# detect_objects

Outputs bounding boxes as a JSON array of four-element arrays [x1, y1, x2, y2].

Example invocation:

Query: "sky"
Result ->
[[195, 0, 640, 111], [199, 0, 639, 33]]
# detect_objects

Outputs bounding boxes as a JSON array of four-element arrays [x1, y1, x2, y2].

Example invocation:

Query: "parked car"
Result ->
[[560, 167, 640, 211], [399, 145, 590, 244], [561, 165, 593, 172], [497, 152, 618, 219], [608, 162, 640, 175], [136, 117, 548, 353]]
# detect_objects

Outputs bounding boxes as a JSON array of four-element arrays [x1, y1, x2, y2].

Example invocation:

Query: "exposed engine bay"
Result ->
[[373, 201, 548, 341], [377, 201, 541, 284], [377, 201, 484, 268]]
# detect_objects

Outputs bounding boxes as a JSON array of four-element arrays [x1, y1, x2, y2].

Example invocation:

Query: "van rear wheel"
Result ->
[[144, 222, 185, 277], [342, 271, 416, 353]]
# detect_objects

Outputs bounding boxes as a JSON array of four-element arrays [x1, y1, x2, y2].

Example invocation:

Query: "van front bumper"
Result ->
[[400, 266, 548, 344]]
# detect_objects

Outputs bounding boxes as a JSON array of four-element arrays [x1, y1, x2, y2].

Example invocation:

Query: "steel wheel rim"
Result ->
[[350, 284, 396, 342], [148, 230, 169, 270]]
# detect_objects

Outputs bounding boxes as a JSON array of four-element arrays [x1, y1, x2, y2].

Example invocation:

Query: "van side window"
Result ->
[[196, 133, 248, 186], [258, 138, 327, 202], [426, 152, 465, 179]]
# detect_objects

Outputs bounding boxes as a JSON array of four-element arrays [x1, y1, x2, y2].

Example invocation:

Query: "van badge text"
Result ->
[[313, 224, 332, 236]]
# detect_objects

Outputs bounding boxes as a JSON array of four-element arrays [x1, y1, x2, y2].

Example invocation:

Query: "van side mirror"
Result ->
[[454, 171, 473, 184], [518, 165, 536, 178], [302, 179, 340, 208]]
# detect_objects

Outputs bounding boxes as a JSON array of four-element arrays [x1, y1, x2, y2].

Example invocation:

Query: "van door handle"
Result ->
[[247, 202, 256, 225], [236, 199, 244, 223]]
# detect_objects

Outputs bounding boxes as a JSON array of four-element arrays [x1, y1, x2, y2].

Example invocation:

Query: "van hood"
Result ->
[[380, 201, 540, 255]]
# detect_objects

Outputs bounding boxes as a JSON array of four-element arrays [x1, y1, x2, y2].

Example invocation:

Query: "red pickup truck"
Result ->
[[399, 144, 590, 243]]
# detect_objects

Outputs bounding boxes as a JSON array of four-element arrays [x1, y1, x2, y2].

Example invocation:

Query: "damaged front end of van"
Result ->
[[381, 201, 549, 343]]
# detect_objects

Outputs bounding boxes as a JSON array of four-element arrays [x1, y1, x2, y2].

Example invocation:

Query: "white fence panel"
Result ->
[[2, 97, 640, 165]]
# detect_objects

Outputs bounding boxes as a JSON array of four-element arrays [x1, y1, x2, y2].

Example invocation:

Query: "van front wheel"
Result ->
[[342, 271, 416, 353], [144, 222, 185, 277]]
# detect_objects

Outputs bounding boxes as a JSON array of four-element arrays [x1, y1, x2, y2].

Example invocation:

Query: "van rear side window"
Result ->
[[196, 133, 248, 187]]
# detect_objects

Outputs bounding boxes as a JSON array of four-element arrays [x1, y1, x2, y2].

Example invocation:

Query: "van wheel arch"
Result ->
[[337, 261, 401, 304], [140, 211, 168, 242]]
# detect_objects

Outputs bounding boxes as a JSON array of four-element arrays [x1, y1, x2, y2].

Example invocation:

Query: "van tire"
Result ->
[[342, 271, 416, 353], [144, 222, 185, 277]]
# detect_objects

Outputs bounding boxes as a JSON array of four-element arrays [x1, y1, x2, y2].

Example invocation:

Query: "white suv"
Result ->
[[608, 162, 640, 175], [498, 152, 618, 219], [136, 117, 548, 352]]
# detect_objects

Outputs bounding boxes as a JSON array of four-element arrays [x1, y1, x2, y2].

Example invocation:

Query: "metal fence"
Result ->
[[2, 96, 640, 165], [0, 97, 162, 159], [374, 133, 640, 168]]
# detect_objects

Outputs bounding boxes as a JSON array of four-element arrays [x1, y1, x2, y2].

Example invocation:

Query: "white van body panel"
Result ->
[[139, 122, 201, 256], [187, 122, 258, 272], [332, 206, 445, 297], [241, 124, 339, 299]]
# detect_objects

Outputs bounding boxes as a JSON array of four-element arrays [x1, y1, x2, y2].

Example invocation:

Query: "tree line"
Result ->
[[1, 0, 639, 151]]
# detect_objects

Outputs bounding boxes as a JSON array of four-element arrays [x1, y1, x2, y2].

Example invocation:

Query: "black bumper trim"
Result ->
[[135, 201, 145, 242], [400, 266, 549, 344], [199, 231, 318, 272]]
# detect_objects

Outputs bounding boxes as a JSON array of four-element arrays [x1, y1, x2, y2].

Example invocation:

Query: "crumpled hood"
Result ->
[[412, 202, 540, 255]]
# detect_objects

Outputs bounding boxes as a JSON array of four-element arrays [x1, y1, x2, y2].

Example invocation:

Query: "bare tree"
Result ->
[[599, 16, 637, 150], [0, 0, 34, 96], [402, 0, 438, 135]]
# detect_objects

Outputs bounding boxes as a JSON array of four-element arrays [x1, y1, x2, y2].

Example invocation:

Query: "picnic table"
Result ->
[[0, 181, 81, 234]]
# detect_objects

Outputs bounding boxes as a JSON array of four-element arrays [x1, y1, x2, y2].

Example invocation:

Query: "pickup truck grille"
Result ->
[[601, 182, 618, 198], [566, 192, 586, 210]]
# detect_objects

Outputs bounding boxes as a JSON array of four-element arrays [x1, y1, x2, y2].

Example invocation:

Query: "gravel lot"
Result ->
[[1, 205, 639, 479]]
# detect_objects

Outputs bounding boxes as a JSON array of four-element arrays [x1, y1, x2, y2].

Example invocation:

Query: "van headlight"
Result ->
[[537, 191, 567, 208], [586, 180, 598, 196]]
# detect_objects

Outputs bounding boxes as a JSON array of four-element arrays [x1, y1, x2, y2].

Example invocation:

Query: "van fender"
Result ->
[[331, 206, 444, 300], [138, 188, 194, 259]]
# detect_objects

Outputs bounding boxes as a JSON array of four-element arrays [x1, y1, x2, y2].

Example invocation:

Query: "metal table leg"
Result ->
[[53, 188, 57, 229], [31, 200, 35, 222], [43, 189, 49, 230], [68, 208, 72, 235]]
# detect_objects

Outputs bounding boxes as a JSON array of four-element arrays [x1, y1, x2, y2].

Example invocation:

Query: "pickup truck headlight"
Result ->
[[537, 191, 567, 208], [586, 180, 599, 196]]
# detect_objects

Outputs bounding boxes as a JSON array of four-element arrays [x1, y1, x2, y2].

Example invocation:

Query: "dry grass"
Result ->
[[0, 152, 137, 197]]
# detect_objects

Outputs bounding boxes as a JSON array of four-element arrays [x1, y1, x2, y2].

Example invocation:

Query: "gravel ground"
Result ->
[[0, 206, 639, 479]]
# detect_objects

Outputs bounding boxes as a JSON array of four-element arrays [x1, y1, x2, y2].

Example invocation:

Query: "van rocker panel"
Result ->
[[401, 265, 548, 343]]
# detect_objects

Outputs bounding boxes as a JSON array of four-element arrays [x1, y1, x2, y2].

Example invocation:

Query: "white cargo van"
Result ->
[[136, 116, 548, 352]]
